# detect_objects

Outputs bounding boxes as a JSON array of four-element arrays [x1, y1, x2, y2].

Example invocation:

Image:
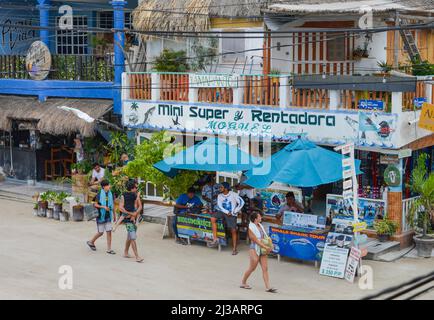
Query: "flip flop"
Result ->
[[106, 250, 116, 255], [87, 241, 96, 251], [240, 285, 252, 290], [136, 258, 144, 263], [266, 288, 278, 293], [232, 250, 239, 256]]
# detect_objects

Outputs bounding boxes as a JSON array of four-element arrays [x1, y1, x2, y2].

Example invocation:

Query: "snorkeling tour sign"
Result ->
[[123, 101, 399, 148]]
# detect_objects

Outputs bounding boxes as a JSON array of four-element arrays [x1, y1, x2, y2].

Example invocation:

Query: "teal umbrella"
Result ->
[[244, 139, 362, 188], [154, 137, 261, 177]]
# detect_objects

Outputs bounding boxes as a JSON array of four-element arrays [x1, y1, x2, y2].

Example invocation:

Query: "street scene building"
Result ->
[[0, 0, 433, 301]]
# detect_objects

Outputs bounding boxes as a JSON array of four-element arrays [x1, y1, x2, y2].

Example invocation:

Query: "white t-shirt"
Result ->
[[92, 168, 105, 181], [217, 191, 245, 216]]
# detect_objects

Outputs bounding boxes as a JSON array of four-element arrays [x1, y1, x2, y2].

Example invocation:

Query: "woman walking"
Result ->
[[241, 212, 277, 293]]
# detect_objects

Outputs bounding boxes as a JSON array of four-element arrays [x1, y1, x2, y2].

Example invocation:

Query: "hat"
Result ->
[[221, 182, 231, 190]]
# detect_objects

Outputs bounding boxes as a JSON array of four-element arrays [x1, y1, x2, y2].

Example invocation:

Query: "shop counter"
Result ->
[[176, 213, 227, 250]]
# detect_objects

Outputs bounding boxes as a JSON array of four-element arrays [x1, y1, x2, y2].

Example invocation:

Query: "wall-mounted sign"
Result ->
[[358, 100, 384, 111], [123, 101, 399, 148], [419, 103, 434, 132], [414, 97, 428, 109], [380, 154, 399, 165], [25, 41, 51, 80], [190, 74, 239, 88], [398, 149, 412, 159], [384, 165, 401, 187]]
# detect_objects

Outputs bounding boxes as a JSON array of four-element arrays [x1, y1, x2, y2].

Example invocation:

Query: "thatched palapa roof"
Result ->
[[0, 96, 112, 137], [132, 0, 269, 34], [265, 0, 434, 15]]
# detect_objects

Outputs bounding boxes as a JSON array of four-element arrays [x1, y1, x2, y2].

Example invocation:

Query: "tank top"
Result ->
[[123, 192, 137, 213]]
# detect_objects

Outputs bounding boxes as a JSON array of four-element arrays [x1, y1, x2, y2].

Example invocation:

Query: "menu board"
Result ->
[[319, 219, 354, 279]]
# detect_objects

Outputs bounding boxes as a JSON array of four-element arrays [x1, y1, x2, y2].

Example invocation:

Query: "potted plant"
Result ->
[[38, 192, 50, 217], [59, 210, 69, 222], [46, 191, 56, 219], [54, 192, 69, 220], [408, 154, 434, 258], [376, 61, 392, 75], [374, 219, 398, 242], [72, 197, 84, 222], [352, 47, 369, 61]]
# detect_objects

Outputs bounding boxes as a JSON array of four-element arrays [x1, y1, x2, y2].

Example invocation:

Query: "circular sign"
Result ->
[[26, 41, 51, 80], [384, 165, 401, 187]]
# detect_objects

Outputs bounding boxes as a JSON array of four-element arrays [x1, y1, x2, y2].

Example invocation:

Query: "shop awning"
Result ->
[[0, 96, 112, 137], [244, 138, 362, 188], [153, 137, 261, 178]]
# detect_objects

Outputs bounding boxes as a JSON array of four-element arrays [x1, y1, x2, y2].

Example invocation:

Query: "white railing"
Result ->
[[141, 181, 165, 202], [290, 60, 355, 75], [402, 196, 421, 232]]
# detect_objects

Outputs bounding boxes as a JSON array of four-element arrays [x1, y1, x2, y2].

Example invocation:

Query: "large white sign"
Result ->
[[189, 74, 239, 88], [123, 101, 399, 148]]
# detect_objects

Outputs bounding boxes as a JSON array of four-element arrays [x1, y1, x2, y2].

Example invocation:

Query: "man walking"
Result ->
[[119, 181, 143, 263], [217, 182, 244, 255], [87, 180, 116, 255]]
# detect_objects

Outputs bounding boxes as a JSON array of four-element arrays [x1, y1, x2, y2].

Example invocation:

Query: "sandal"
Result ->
[[266, 288, 278, 293], [240, 284, 252, 290], [87, 241, 96, 251], [232, 250, 239, 256], [136, 258, 144, 263], [106, 250, 116, 255]]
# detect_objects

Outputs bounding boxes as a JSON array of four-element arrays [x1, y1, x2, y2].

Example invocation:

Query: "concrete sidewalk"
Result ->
[[0, 178, 71, 199]]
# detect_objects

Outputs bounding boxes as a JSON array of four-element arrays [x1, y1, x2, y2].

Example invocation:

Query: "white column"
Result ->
[[391, 92, 403, 115], [188, 74, 198, 103], [279, 76, 290, 109], [329, 90, 340, 110], [121, 72, 129, 101], [425, 77, 433, 104], [233, 76, 243, 105], [151, 73, 160, 101]]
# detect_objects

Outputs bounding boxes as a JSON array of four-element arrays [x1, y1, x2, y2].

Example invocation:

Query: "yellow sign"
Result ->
[[419, 103, 434, 132], [353, 222, 367, 233]]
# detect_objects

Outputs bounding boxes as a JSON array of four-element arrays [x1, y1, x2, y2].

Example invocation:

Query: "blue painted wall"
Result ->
[[0, 0, 137, 113]]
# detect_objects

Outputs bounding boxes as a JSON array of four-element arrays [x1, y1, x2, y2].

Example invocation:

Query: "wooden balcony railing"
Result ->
[[125, 72, 432, 113], [129, 73, 152, 100], [160, 73, 189, 102], [402, 80, 427, 111], [0, 54, 114, 81], [243, 75, 280, 106], [198, 88, 233, 104], [340, 90, 392, 111], [291, 88, 329, 109]]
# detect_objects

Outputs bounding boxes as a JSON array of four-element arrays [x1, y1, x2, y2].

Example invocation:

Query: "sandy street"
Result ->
[[0, 197, 433, 300]]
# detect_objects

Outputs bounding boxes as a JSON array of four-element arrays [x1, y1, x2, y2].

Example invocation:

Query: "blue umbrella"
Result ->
[[154, 137, 261, 177], [244, 139, 362, 188]]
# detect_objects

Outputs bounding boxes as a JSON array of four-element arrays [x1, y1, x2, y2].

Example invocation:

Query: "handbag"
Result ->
[[260, 236, 273, 255]]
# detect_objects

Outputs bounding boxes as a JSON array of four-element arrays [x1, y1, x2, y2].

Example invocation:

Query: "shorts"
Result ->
[[125, 223, 137, 240], [211, 211, 238, 230], [97, 221, 112, 233]]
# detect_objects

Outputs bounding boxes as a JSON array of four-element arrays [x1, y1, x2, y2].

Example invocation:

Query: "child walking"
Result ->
[[87, 180, 116, 255]]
